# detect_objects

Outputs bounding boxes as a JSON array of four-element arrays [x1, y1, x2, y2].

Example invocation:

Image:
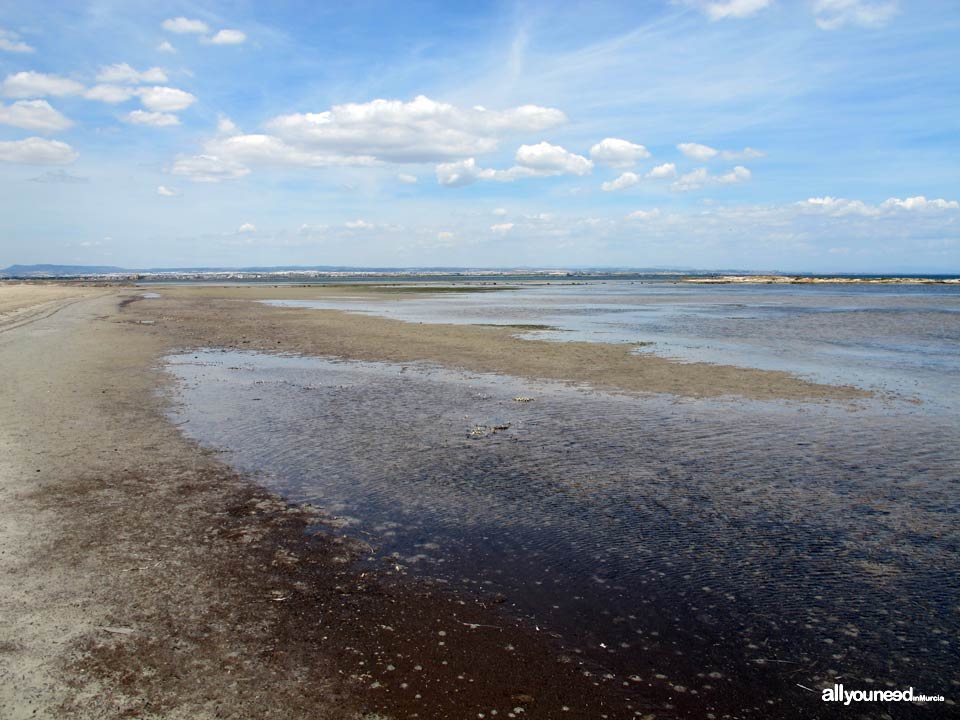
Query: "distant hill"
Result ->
[[1, 264, 129, 277]]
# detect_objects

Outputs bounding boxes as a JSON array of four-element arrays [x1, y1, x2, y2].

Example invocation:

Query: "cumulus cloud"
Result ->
[[718, 166, 751, 184], [162, 17, 209, 34], [157, 40, 176, 53], [97, 63, 167, 84], [397, 173, 417, 184], [799, 195, 959, 216], [673, 165, 751, 190], [589, 138, 650, 168], [492, 208, 508, 216], [157, 185, 180, 196], [84, 84, 137, 103], [677, 0, 772, 20], [677, 142, 765, 161], [171, 154, 250, 182], [647, 162, 677, 179], [0, 100, 72, 131], [208, 29, 246, 45], [264, 95, 566, 164], [2, 71, 84, 98], [813, 0, 898, 30], [125, 110, 180, 127], [0, 27, 34, 53], [627, 209, 662, 220], [137, 86, 196, 112], [882, 196, 959, 210], [176, 96, 570, 181], [515, 142, 593, 176], [0, 137, 78, 164], [490, 223, 514, 233], [677, 142, 719, 161], [437, 143, 592, 187], [601, 172, 641, 192], [238, 222, 256, 233]]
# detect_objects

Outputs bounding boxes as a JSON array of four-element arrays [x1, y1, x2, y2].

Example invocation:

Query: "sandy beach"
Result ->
[[0, 282, 933, 719]]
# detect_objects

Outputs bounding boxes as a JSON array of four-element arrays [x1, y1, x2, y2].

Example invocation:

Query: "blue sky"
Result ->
[[0, 0, 958, 271]]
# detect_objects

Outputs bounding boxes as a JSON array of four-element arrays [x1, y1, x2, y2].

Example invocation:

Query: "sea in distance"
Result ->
[[165, 279, 959, 718]]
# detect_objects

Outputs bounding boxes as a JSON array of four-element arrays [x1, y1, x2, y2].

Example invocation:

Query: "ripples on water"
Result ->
[[166, 349, 959, 719]]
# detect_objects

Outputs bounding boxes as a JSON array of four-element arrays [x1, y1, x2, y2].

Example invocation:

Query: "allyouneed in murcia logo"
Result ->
[[821, 684, 945, 705]]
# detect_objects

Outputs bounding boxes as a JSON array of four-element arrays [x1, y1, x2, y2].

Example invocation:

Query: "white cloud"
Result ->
[[157, 185, 180, 196], [589, 137, 650, 168], [264, 95, 566, 164], [125, 110, 180, 127], [813, 0, 898, 30], [0, 137, 78, 164], [97, 63, 167, 84], [157, 40, 177, 53], [627, 209, 662, 220], [799, 195, 959, 216], [797, 196, 877, 216], [490, 223, 514, 233], [2, 71, 84, 98], [171, 154, 251, 183], [515, 142, 593, 176], [238, 222, 256, 233], [0, 100, 72, 131], [673, 165, 751, 191], [717, 165, 751, 184], [84, 84, 137, 103], [0, 27, 34, 53], [137, 86, 196, 112], [492, 208, 508, 216], [208, 29, 246, 45], [677, 142, 765, 161], [216, 115, 239, 135], [206, 133, 379, 168], [162, 17, 210, 34], [678, 0, 772, 20], [345, 219, 374, 229], [397, 173, 418, 184], [647, 162, 677, 179], [677, 142, 719, 161], [881, 196, 959, 211], [601, 172, 640, 192], [437, 143, 592, 187]]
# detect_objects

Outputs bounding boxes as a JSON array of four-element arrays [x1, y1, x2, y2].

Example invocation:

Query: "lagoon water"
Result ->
[[168, 281, 959, 718], [265, 280, 960, 410]]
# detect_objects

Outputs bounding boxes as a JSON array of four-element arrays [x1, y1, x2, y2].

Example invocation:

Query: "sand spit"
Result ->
[[0, 282, 875, 719]]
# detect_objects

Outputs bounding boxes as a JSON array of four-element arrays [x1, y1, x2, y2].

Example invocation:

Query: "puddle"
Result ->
[[165, 350, 960, 718]]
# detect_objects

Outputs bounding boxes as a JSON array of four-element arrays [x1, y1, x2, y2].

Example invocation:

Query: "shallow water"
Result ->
[[166, 349, 959, 718], [264, 281, 960, 409]]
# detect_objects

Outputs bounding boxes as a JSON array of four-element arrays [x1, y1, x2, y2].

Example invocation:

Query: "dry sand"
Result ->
[[0, 283, 869, 719]]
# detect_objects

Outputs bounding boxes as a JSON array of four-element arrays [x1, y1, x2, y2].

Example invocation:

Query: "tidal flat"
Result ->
[[2, 281, 957, 719]]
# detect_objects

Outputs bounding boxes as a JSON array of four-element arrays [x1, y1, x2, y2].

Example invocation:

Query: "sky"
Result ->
[[0, 0, 958, 272]]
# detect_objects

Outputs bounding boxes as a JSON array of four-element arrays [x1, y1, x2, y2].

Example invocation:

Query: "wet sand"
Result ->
[[128, 284, 869, 402], [0, 282, 901, 719]]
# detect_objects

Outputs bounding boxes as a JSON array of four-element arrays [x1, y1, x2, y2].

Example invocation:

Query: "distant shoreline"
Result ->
[[682, 275, 960, 284]]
